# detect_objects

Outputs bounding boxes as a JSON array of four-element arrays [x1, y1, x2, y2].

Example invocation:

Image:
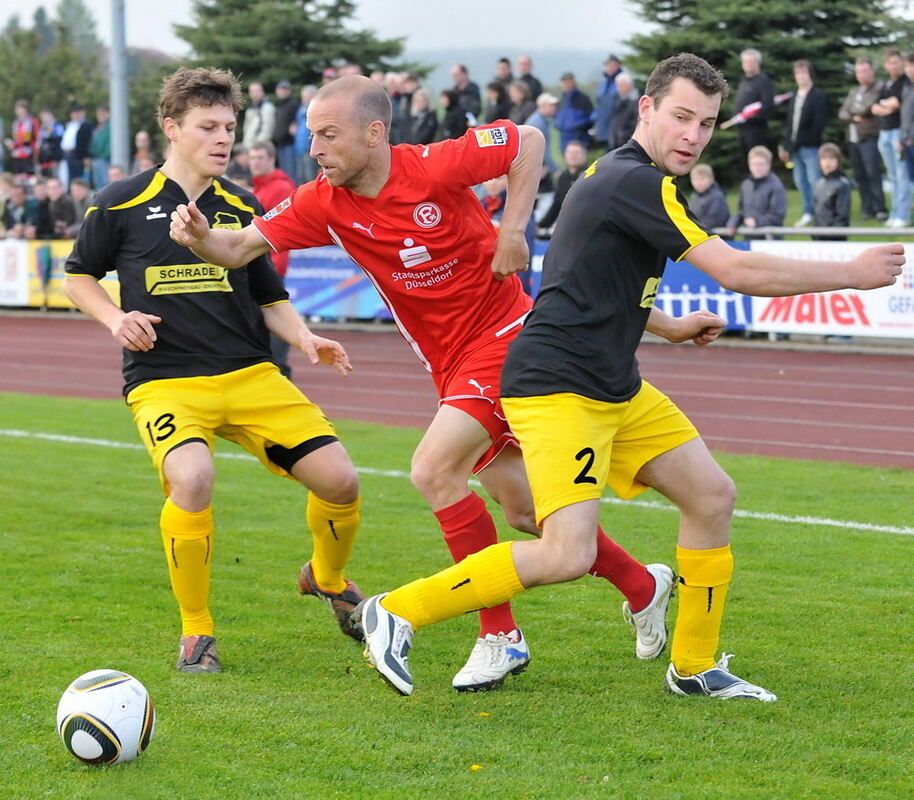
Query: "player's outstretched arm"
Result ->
[[169, 200, 271, 269], [688, 237, 905, 297], [65, 275, 161, 351], [647, 307, 725, 346], [490, 124, 545, 281], [261, 301, 352, 377]]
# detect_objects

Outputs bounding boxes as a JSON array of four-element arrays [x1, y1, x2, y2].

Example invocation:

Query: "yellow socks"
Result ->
[[671, 544, 734, 675], [307, 493, 360, 593], [382, 541, 524, 629], [160, 498, 214, 637]]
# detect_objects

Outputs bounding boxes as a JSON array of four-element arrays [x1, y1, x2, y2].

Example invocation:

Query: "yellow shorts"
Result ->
[[501, 381, 699, 526], [126, 362, 337, 493]]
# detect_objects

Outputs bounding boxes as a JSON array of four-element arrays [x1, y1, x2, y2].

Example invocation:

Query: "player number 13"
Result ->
[[145, 413, 177, 446]]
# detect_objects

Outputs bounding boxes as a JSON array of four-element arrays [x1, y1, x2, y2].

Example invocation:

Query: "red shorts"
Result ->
[[433, 332, 520, 474]]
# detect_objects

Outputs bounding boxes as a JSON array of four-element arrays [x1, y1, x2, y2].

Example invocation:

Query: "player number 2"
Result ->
[[573, 447, 598, 485], [145, 413, 177, 446]]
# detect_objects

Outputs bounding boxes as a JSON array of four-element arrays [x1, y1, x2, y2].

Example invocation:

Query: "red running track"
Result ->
[[2, 314, 913, 469]]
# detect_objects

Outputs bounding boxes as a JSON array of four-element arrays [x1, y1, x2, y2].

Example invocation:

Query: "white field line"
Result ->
[[2, 428, 912, 537]]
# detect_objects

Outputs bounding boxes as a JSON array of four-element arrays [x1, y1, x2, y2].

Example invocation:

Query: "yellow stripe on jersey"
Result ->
[[660, 176, 711, 258], [109, 171, 167, 210], [84, 205, 98, 218], [583, 160, 598, 178], [212, 179, 256, 214]]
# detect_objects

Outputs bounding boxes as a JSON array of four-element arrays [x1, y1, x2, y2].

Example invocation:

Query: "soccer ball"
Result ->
[[56, 669, 155, 765]]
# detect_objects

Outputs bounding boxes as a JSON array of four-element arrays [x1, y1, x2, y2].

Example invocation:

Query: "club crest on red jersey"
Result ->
[[413, 202, 441, 228]]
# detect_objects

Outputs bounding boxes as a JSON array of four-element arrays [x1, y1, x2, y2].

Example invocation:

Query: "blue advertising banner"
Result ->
[[284, 240, 755, 330]]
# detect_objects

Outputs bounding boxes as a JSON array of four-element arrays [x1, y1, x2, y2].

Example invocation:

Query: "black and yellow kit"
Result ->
[[502, 139, 716, 402], [65, 167, 287, 395]]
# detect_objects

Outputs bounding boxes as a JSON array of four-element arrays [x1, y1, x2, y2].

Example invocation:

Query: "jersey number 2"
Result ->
[[573, 447, 598, 485]]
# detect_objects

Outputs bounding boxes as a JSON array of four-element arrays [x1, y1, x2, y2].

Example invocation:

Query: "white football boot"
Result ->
[[452, 629, 531, 692], [622, 563, 675, 660]]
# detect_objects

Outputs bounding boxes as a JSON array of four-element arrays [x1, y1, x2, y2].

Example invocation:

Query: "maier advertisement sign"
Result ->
[[749, 241, 914, 338]]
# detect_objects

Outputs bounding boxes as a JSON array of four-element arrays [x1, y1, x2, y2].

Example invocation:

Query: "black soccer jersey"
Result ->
[[502, 139, 716, 402], [66, 168, 288, 394]]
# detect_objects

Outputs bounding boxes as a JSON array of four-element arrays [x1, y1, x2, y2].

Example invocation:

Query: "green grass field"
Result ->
[[1, 391, 912, 799]]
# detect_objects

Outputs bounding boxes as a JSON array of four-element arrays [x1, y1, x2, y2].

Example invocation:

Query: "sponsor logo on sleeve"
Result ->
[[262, 197, 292, 221], [474, 127, 509, 148]]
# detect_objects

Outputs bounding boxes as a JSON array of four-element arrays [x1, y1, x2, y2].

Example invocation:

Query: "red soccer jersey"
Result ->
[[253, 121, 532, 372]]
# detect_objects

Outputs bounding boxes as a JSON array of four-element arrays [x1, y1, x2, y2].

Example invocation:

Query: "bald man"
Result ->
[[171, 75, 682, 693]]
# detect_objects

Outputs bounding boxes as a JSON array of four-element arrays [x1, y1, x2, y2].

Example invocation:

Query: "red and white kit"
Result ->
[[254, 121, 533, 469]]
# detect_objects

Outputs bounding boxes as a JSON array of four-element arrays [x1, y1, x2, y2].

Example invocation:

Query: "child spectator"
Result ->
[[812, 142, 851, 241], [727, 145, 787, 238], [689, 163, 730, 229]]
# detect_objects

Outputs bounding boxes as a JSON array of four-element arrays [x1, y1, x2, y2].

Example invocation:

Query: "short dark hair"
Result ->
[[440, 89, 461, 108], [157, 67, 242, 127], [486, 82, 508, 103], [644, 53, 728, 105], [249, 140, 276, 159], [793, 59, 814, 79], [885, 48, 903, 60], [906, 51, 914, 65], [855, 56, 873, 67]]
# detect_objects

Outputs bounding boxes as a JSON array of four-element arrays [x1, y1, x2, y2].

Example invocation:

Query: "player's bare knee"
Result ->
[[541, 538, 595, 582], [314, 468, 360, 505], [409, 456, 454, 503], [167, 465, 214, 506], [691, 475, 736, 529], [501, 506, 539, 536], [707, 472, 737, 520]]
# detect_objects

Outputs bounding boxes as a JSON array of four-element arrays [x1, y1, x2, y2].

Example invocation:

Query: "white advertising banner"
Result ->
[[0, 240, 30, 306], [749, 241, 914, 338]]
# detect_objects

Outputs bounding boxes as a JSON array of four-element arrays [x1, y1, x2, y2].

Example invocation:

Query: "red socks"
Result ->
[[437, 493, 519, 637], [438, 495, 654, 620], [590, 526, 655, 612]]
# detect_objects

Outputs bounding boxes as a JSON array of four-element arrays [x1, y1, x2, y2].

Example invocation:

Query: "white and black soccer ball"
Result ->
[[56, 669, 155, 765]]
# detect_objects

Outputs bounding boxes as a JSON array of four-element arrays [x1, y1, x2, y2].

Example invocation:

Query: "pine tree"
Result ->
[[0, 23, 105, 122], [33, 7, 56, 56], [624, 0, 901, 185], [55, 0, 103, 60], [175, 0, 411, 87]]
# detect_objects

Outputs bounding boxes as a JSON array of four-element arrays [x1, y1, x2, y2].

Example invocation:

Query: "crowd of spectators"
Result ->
[[687, 46, 914, 236], [0, 95, 165, 240], [6, 47, 914, 243]]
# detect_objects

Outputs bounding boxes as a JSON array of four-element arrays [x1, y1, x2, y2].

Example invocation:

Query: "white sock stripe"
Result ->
[[2, 427, 912, 537]]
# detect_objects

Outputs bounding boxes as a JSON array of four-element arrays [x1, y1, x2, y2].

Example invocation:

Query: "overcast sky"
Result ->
[[9, 0, 646, 55]]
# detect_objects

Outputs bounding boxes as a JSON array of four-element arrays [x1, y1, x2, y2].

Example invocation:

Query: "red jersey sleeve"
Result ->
[[252, 179, 331, 252], [423, 120, 521, 187]]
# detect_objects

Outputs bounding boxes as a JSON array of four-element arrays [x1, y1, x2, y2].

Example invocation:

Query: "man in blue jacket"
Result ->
[[555, 72, 593, 150]]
